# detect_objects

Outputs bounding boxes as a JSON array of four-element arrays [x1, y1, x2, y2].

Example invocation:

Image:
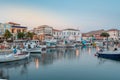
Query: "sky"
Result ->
[[0, 0, 120, 32]]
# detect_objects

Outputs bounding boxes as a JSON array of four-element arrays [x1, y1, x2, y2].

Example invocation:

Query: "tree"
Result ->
[[26, 32, 34, 40], [3, 29, 12, 40], [17, 32, 25, 39], [100, 32, 110, 48], [100, 32, 110, 38], [90, 35, 94, 43]]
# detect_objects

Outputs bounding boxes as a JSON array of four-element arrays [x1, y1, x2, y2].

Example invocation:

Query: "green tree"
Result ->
[[100, 32, 110, 48], [100, 32, 110, 38], [26, 32, 34, 40], [3, 29, 12, 40], [17, 32, 25, 39]]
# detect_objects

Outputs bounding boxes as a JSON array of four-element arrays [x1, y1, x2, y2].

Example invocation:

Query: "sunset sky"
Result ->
[[0, 0, 120, 32]]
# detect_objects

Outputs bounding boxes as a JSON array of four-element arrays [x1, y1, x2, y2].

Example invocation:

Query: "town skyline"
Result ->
[[0, 0, 120, 32]]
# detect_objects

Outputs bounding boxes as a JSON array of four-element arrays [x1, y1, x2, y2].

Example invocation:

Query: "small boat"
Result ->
[[44, 39, 57, 48], [57, 43, 76, 48], [24, 48, 42, 53], [23, 40, 46, 53], [0, 50, 30, 63], [96, 48, 120, 59], [14, 40, 46, 53], [56, 40, 76, 48]]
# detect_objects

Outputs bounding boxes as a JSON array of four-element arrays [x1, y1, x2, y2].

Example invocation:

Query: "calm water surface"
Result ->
[[0, 47, 120, 80]]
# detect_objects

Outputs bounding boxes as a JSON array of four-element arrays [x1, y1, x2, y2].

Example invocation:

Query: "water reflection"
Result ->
[[0, 58, 30, 79], [31, 48, 80, 67], [97, 57, 120, 66], [35, 58, 39, 69], [75, 49, 80, 57], [1, 47, 120, 80]]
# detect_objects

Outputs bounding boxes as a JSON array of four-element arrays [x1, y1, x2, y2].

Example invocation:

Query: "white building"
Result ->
[[0, 23, 12, 40], [33, 25, 53, 41], [61, 29, 81, 41], [53, 29, 62, 40], [0, 23, 11, 35], [107, 29, 119, 40]]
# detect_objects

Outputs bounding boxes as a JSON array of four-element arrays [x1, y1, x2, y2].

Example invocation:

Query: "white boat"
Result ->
[[23, 40, 46, 53], [0, 50, 30, 63], [44, 39, 57, 48], [24, 47, 42, 53], [56, 40, 76, 48], [56, 44, 76, 48]]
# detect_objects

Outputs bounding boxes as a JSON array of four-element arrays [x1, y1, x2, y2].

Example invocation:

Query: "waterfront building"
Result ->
[[33, 25, 53, 41], [0, 23, 11, 34], [61, 28, 81, 41], [0, 23, 11, 40], [107, 29, 119, 41], [7, 22, 27, 40], [53, 29, 62, 40]]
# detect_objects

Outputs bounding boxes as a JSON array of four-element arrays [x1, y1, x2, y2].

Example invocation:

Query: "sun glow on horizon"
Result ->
[[0, 5, 72, 30]]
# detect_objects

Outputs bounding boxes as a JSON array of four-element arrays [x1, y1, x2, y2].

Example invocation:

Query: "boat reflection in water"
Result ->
[[97, 57, 120, 66], [0, 58, 30, 80], [1, 47, 120, 80], [31, 48, 80, 68]]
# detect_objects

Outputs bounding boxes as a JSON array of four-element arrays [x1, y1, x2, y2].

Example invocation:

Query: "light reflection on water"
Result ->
[[0, 47, 120, 80]]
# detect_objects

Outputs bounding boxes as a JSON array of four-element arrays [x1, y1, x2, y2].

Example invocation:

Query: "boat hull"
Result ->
[[0, 53, 30, 63], [97, 52, 120, 60], [56, 44, 75, 48]]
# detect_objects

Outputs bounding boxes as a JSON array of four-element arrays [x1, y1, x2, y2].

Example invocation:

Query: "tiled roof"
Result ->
[[7, 22, 20, 25], [63, 28, 79, 31], [53, 29, 61, 32], [107, 29, 119, 31], [37, 25, 52, 29]]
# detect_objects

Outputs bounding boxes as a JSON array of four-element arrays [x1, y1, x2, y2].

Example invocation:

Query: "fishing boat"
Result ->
[[44, 39, 57, 48], [96, 48, 120, 59], [23, 40, 46, 53], [24, 47, 44, 53], [56, 44, 76, 48], [56, 40, 76, 48], [0, 50, 30, 63]]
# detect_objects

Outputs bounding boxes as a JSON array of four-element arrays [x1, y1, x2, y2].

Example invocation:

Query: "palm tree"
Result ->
[[3, 29, 12, 40], [17, 32, 25, 39], [100, 32, 110, 48]]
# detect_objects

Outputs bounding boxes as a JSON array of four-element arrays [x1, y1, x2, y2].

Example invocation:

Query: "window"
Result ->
[[72, 32, 74, 35], [54, 32, 55, 35], [64, 32, 65, 35], [12, 29, 14, 33], [74, 32, 76, 35], [23, 29, 25, 32], [17, 29, 21, 33]]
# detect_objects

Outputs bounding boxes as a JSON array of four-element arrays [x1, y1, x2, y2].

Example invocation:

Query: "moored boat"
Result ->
[[44, 39, 57, 48], [56, 44, 76, 48], [14, 40, 46, 53], [0, 50, 30, 63], [96, 49, 120, 59]]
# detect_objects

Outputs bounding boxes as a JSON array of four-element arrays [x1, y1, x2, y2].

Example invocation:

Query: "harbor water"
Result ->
[[0, 46, 120, 80]]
